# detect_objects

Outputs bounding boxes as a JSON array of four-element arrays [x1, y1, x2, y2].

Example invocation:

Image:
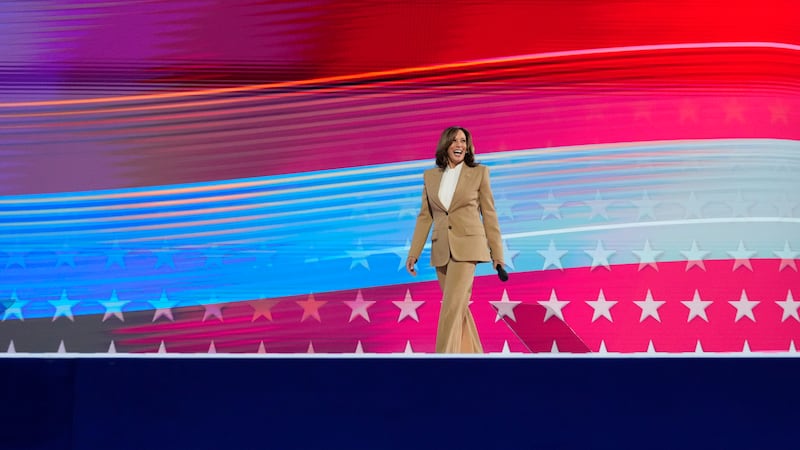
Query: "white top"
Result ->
[[437, 162, 463, 210]]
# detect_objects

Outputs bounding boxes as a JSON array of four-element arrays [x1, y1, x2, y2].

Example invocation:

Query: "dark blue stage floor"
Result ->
[[1, 357, 796, 450]]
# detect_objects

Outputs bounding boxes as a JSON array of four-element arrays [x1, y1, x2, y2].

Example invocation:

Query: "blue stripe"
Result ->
[[1, 138, 798, 319]]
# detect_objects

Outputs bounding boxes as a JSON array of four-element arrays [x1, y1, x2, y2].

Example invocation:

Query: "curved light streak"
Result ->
[[1, 41, 797, 109]]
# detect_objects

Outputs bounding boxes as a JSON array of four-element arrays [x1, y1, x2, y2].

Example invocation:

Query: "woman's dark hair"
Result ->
[[435, 126, 479, 169]]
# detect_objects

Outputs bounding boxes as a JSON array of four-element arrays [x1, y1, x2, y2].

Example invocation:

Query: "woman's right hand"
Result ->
[[405, 256, 417, 276]]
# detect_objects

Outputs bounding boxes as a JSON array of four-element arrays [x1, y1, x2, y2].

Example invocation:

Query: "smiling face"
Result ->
[[435, 126, 476, 169], [447, 129, 467, 168]]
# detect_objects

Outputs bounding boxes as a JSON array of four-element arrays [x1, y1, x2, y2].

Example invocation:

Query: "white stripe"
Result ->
[[504, 217, 800, 240]]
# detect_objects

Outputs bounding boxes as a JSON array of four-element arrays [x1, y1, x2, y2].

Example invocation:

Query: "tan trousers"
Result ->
[[435, 258, 484, 353]]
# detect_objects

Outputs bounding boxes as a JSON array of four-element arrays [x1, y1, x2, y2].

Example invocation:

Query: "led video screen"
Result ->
[[1, 1, 799, 354]]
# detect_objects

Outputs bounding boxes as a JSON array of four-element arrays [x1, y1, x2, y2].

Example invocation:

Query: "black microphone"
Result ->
[[496, 264, 509, 282]]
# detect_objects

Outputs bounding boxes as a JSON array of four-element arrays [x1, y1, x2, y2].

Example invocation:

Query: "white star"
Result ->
[[769, 101, 789, 124], [2, 290, 25, 321], [297, 293, 326, 322], [499, 341, 518, 354], [776, 291, 799, 322], [49, 290, 79, 322], [501, 239, 521, 270], [632, 191, 657, 220], [684, 192, 704, 219], [632, 240, 663, 271], [695, 340, 704, 353], [99, 290, 128, 322], [150, 290, 179, 322], [729, 290, 759, 322], [586, 289, 617, 322], [347, 239, 371, 270], [773, 193, 796, 217], [729, 191, 754, 217], [391, 239, 412, 271], [489, 289, 522, 322], [495, 195, 516, 220], [540, 191, 563, 220], [5, 248, 26, 268], [345, 290, 376, 323], [403, 341, 415, 354], [680, 240, 710, 271], [724, 98, 746, 123], [774, 241, 798, 272], [585, 190, 612, 220], [727, 241, 756, 271], [538, 289, 569, 322], [584, 240, 615, 271], [154, 243, 176, 269], [202, 300, 225, 321], [354, 341, 365, 354], [393, 289, 424, 323], [105, 241, 126, 268], [634, 290, 665, 322], [55, 242, 76, 267], [681, 290, 712, 322], [537, 240, 567, 271]]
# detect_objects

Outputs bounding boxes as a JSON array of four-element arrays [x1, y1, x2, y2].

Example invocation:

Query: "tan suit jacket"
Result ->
[[409, 164, 504, 267]]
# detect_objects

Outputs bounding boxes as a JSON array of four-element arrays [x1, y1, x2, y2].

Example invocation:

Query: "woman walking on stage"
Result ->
[[406, 126, 505, 353]]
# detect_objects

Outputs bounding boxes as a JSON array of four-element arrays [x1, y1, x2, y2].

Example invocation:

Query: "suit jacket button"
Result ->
[[448, 225, 452, 229], [445, 212, 448, 215]]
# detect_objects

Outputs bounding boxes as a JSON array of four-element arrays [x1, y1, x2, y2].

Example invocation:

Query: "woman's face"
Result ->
[[447, 129, 467, 167]]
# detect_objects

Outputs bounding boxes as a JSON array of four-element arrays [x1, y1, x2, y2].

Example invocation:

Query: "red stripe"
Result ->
[[112, 259, 799, 353]]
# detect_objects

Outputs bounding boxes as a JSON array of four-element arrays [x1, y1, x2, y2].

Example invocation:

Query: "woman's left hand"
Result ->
[[406, 256, 418, 276]]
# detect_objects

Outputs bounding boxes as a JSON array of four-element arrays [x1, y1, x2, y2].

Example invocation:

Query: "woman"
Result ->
[[406, 126, 504, 353]]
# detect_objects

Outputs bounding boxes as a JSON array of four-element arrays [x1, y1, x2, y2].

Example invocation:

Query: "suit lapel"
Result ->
[[427, 168, 446, 211]]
